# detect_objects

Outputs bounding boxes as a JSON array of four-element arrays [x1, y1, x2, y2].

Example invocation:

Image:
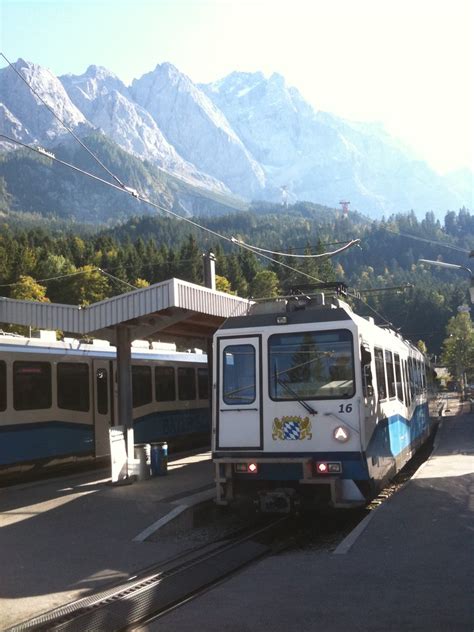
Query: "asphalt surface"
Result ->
[[1, 398, 473, 632], [0, 451, 213, 630], [138, 401, 474, 632]]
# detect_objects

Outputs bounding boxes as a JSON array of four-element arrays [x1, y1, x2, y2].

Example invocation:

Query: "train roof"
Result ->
[[0, 331, 207, 362], [218, 293, 423, 357]]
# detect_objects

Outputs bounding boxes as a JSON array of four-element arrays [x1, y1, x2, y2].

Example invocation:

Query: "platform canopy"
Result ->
[[0, 277, 250, 343]]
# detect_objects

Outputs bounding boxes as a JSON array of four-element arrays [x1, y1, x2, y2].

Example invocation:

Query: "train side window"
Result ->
[[13, 361, 52, 410], [197, 367, 209, 400], [0, 361, 6, 411], [385, 350, 396, 398], [394, 354, 404, 404], [96, 368, 109, 414], [421, 362, 427, 391], [58, 363, 90, 412], [407, 358, 415, 400], [178, 367, 196, 400], [155, 366, 176, 402], [132, 365, 152, 408], [374, 348, 387, 400], [402, 359, 411, 406]]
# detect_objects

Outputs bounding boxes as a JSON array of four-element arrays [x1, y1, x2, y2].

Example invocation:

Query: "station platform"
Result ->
[[140, 399, 474, 632], [0, 450, 214, 630], [2, 399, 473, 632]]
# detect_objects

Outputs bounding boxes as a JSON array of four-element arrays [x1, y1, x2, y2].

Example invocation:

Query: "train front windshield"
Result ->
[[269, 329, 355, 400]]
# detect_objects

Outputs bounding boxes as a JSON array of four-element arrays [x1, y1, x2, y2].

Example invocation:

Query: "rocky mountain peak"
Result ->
[[0, 58, 87, 144], [131, 64, 266, 196]]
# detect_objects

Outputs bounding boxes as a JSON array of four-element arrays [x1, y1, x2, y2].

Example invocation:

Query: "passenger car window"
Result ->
[[58, 362, 90, 412], [374, 348, 387, 400], [197, 367, 209, 400], [14, 361, 51, 410], [385, 350, 396, 398], [394, 353, 404, 403], [155, 366, 176, 402], [132, 365, 152, 408], [0, 360, 6, 411], [178, 367, 196, 401]]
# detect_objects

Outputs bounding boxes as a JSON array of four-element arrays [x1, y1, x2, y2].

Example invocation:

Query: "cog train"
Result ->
[[212, 285, 435, 513]]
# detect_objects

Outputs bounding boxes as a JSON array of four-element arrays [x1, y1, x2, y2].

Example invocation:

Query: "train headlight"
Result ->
[[333, 426, 350, 442]]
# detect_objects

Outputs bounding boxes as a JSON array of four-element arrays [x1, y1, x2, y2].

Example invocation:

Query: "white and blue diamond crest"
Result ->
[[283, 421, 300, 440], [272, 416, 312, 440]]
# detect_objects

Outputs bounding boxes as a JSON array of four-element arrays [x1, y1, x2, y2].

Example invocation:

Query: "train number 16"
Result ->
[[338, 404, 353, 413]]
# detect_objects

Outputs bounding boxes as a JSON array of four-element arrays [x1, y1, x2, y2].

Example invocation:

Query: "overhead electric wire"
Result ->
[[0, 265, 138, 292], [0, 52, 127, 190], [97, 268, 137, 290], [0, 268, 93, 288], [0, 134, 334, 285], [348, 292, 394, 328], [381, 227, 470, 254], [231, 236, 361, 258]]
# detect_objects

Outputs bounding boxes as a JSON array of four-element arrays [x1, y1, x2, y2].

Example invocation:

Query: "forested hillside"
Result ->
[[0, 203, 472, 355], [0, 133, 248, 223]]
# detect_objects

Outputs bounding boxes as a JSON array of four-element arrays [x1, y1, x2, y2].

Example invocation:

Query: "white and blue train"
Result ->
[[0, 331, 210, 480], [212, 289, 435, 512]]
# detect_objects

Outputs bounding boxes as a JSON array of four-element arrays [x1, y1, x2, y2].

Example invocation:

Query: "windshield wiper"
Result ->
[[276, 377, 318, 416]]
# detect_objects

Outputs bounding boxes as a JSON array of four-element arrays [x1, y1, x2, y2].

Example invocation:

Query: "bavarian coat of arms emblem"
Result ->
[[272, 415, 312, 440]]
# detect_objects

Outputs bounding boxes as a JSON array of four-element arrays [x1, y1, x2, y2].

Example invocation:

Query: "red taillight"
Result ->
[[314, 461, 342, 475], [234, 463, 258, 474]]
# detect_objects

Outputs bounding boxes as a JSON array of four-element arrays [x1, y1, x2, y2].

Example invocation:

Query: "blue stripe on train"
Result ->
[[0, 421, 93, 465], [0, 408, 211, 466], [366, 402, 431, 461], [133, 407, 211, 443]]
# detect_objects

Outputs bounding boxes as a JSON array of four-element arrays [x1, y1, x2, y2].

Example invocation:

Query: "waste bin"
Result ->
[[150, 442, 168, 476], [133, 443, 151, 480]]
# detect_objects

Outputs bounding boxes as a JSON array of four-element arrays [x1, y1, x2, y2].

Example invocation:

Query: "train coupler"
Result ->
[[256, 488, 299, 514]]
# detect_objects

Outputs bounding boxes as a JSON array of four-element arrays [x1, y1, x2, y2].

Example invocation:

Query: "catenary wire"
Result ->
[[232, 236, 361, 258], [1, 134, 354, 285], [0, 52, 127, 190]]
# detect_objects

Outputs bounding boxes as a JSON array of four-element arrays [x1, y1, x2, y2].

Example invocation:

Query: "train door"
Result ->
[[93, 360, 114, 457], [361, 341, 377, 446], [216, 336, 262, 450]]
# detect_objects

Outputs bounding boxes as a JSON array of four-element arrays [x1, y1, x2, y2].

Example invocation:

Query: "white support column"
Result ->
[[116, 325, 134, 475]]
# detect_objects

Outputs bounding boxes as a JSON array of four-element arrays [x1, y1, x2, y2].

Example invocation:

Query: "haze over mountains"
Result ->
[[0, 58, 472, 222]]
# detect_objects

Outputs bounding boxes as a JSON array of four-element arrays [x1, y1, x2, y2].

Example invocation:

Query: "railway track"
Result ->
[[7, 517, 289, 632]]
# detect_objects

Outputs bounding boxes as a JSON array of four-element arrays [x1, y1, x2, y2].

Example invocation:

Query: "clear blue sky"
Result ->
[[1, 0, 473, 174]]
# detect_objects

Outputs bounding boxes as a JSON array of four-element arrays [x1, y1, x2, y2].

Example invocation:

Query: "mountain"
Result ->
[[131, 63, 266, 198], [60, 65, 228, 193], [201, 71, 468, 215], [0, 59, 89, 150], [0, 58, 471, 222], [0, 133, 248, 223]]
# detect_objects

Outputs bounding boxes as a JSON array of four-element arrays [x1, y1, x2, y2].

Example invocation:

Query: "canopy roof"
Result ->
[[0, 278, 250, 344]]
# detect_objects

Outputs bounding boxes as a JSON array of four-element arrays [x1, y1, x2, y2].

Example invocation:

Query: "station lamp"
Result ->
[[418, 259, 474, 304]]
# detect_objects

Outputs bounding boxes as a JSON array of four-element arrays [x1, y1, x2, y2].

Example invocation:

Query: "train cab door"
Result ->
[[216, 336, 262, 450], [93, 359, 114, 457]]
